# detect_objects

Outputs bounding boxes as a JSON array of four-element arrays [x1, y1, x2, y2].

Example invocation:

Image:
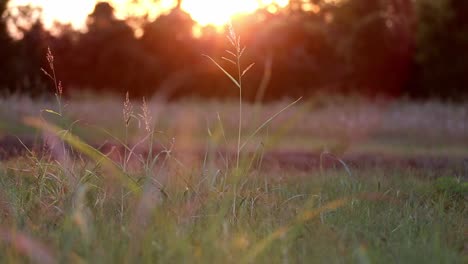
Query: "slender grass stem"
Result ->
[[204, 24, 299, 176], [123, 126, 128, 172], [239, 97, 303, 151], [236, 50, 242, 171]]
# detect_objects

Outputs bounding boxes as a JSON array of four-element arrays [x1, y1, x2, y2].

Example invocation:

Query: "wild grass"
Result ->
[[0, 27, 467, 264], [0, 164, 466, 263], [2, 96, 467, 157], [203, 23, 301, 171]]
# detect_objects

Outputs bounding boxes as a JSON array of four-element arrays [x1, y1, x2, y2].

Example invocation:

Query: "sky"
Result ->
[[8, 0, 290, 31]]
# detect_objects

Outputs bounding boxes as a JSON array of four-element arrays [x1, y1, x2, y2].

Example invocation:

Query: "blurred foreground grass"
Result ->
[[0, 163, 466, 263]]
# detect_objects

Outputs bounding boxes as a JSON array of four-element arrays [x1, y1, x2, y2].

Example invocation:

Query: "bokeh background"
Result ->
[[0, 0, 467, 101]]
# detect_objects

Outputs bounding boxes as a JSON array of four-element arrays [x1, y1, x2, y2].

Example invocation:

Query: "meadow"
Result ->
[[0, 92, 467, 263], [0, 33, 467, 263]]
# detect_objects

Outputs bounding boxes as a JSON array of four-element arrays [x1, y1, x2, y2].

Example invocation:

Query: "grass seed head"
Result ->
[[46, 47, 54, 71], [57, 81, 63, 97], [227, 21, 237, 49], [123, 92, 133, 127], [141, 97, 152, 132]]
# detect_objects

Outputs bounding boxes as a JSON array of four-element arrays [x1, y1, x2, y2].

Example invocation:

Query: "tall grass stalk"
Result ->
[[123, 91, 133, 172], [41, 47, 63, 116], [204, 23, 254, 170], [40, 47, 75, 186], [204, 23, 301, 172]]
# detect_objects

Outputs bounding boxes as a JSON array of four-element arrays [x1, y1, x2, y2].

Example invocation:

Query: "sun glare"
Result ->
[[8, 0, 289, 31], [181, 0, 288, 27], [8, 0, 97, 29]]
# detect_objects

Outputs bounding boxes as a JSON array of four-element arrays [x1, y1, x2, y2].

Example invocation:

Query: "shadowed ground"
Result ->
[[1, 136, 467, 177]]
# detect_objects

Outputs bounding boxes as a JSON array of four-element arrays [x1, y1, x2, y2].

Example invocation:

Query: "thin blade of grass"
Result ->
[[240, 46, 246, 57], [240, 97, 302, 151], [42, 109, 62, 117], [203, 55, 241, 89], [242, 63, 255, 77], [225, 50, 236, 57], [221, 56, 237, 65], [320, 152, 353, 178]]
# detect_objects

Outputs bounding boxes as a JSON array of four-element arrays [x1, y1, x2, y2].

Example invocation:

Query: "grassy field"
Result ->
[[1, 95, 467, 155], [0, 93, 467, 263], [0, 162, 466, 263]]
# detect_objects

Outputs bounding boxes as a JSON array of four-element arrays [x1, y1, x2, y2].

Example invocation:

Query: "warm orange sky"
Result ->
[[8, 0, 290, 30]]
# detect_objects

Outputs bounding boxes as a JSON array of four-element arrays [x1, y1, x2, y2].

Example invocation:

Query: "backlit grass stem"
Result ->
[[204, 23, 255, 171]]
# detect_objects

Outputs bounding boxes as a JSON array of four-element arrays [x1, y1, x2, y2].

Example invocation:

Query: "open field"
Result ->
[[0, 95, 467, 263], [1, 95, 467, 155]]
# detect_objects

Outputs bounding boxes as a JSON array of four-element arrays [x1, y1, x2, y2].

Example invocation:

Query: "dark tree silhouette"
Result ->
[[0, 0, 14, 91], [0, 0, 466, 100], [70, 2, 161, 96], [412, 0, 468, 99]]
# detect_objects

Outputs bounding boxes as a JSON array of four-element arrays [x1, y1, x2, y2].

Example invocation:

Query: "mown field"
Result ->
[[0, 95, 467, 263]]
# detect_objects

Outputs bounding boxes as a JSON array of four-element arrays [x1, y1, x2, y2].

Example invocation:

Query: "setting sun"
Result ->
[[181, 0, 288, 26], [8, 0, 289, 31]]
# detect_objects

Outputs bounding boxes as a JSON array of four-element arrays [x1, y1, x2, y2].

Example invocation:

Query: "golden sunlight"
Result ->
[[181, 0, 289, 27], [8, 0, 290, 30], [8, 0, 97, 29]]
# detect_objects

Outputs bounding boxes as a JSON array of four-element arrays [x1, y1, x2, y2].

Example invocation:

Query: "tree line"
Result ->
[[0, 0, 467, 100]]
